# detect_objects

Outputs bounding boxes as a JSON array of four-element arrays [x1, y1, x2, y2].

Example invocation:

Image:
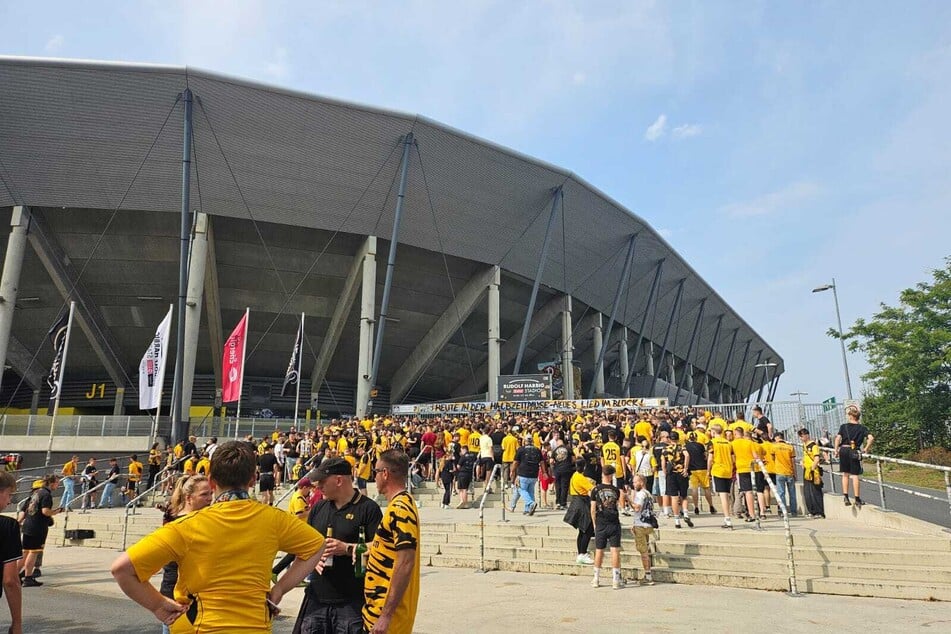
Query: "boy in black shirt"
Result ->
[[590, 465, 624, 589]]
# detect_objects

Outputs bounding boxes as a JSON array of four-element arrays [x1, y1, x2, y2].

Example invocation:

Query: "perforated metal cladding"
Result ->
[[0, 58, 782, 399]]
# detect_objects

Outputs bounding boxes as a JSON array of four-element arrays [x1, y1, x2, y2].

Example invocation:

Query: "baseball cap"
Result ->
[[312, 457, 352, 480], [297, 477, 314, 489]]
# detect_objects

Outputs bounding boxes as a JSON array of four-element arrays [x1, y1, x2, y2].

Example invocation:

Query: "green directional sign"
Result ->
[[822, 397, 836, 412]]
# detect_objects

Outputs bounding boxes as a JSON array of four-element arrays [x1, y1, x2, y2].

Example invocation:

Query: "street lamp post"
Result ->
[[791, 390, 808, 425], [812, 279, 854, 400], [754, 362, 777, 402]]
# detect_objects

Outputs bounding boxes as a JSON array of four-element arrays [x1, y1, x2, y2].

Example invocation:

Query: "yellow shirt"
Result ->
[[693, 430, 710, 446], [633, 421, 653, 444], [601, 442, 623, 473], [128, 460, 144, 483], [357, 454, 372, 480], [532, 432, 542, 449], [709, 437, 734, 479], [288, 490, 309, 517], [127, 499, 323, 633], [149, 449, 163, 467], [731, 438, 754, 474], [183, 458, 196, 475], [467, 431, 481, 453], [363, 491, 420, 634], [62, 460, 76, 477], [772, 442, 795, 476], [456, 428, 470, 447], [501, 435, 519, 463], [569, 472, 595, 497], [337, 437, 349, 454], [761, 440, 776, 473], [803, 441, 822, 480], [729, 420, 754, 436]]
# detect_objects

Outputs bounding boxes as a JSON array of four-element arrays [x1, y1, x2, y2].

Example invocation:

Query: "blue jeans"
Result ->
[[509, 476, 537, 512], [60, 478, 76, 508], [776, 475, 798, 515], [99, 482, 116, 508]]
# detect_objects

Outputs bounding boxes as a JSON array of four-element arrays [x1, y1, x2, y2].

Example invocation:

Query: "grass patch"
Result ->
[[877, 463, 947, 491]]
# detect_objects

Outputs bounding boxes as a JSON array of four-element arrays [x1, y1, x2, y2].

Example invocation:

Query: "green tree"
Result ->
[[839, 258, 951, 455]]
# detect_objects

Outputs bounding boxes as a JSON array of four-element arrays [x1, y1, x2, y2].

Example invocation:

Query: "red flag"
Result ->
[[222, 311, 248, 403]]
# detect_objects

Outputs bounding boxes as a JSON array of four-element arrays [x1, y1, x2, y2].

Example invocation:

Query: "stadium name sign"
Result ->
[[391, 397, 669, 416]]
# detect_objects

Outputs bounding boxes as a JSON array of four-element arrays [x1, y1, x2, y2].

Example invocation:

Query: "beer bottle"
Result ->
[[354, 527, 368, 578], [324, 526, 334, 568]]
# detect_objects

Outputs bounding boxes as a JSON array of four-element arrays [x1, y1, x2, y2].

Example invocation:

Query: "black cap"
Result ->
[[312, 457, 352, 480]]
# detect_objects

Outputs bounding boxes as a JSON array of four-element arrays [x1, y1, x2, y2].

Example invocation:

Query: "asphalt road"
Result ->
[[821, 467, 951, 529]]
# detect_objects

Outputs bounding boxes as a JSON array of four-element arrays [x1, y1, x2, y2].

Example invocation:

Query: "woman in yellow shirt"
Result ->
[[562, 459, 596, 565]]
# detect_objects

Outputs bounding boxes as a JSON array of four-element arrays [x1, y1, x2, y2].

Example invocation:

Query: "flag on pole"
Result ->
[[138, 306, 172, 410], [222, 311, 249, 403], [45, 310, 71, 415], [281, 317, 303, 397]]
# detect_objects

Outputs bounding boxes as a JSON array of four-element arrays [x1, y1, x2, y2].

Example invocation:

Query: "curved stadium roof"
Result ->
[[0, 57, 783, 413]]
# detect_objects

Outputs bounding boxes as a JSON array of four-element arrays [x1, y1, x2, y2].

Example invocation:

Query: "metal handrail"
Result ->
[[406, 446, 433, 499], [478, 463, 503, 573], [752, 457, 800, 595]]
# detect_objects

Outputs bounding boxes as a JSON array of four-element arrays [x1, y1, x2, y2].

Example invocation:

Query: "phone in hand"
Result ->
[[266, 597, 281, 618]]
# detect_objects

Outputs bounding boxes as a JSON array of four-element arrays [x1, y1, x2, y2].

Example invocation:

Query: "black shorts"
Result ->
[[259, 474, 275, 492], [595, 523, 622, 549], [478, 457, 494, 471], [737, 472, 753, 492], [22, 532, 48, 551], [456, 475, 472, 490], [754, 472, 768, 493], [417, 452, 431, 465], [713, 476, 732, 494], [622, 472, 633, 488], [839, 447, 863, 475], [665, 472, 689, 499]]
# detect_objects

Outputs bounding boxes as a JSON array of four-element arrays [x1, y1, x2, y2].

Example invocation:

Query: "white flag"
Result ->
[[139, 306, 172, 410]]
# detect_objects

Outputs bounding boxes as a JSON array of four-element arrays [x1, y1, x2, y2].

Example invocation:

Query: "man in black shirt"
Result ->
[[590, 465, 623, 589], [509, 436, 542, 515], [258, 445, 279, 506], [296, 457, 382, 634], [550, 438, 574, 510], [455, 446, 477, 509], [1, 471, 23, 632], [684, 433, 714, 515], [21, 474, 61, 588], [834, 405, 874, 507], [752, 406, 773, 438]]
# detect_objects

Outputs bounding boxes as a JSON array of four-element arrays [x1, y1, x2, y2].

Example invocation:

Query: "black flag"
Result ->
[[46, 310, 70, 414], [281, 318, 303, 397]]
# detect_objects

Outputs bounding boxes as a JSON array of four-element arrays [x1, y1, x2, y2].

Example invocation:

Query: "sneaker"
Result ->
[[576, 553, 594, 565], [34, 568, 41, 578], [640, 576, 656, 586], [674, 521, 682, 529], [721, 520, 733, 530], [843, 495, 852, 506], [693, 508, 700, 516], [591, 577, 600, 588], [508, 507, 516, 513], [745, 516, 756, 523], [710, 507, 717, 514], [613, 578, 625, 590], [528, 502, 538, 516], [683, 515, 694, 528], [854, 497, 865, 508], [22, 576, 42, 587]]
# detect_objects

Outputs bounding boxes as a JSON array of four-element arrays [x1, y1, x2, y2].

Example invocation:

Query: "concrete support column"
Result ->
[[355, 236, 377, 418], [180, 212, 208, 421], [618, 328, 630, 397], [30, 389, 40, 415], [486, 266, 501, 402], [591, 314, 604, 395], [668, 356, 676, 388], [560, 295, 574, 400], [0, 206, 30, 387], [702, 375, 710, 401], [113, 387, 125, 416], [645, 341, 655, 377], [686, 364, 695, 394]]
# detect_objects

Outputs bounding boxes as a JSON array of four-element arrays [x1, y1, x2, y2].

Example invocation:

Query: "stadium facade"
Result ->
[[0, 57, 784, 424]]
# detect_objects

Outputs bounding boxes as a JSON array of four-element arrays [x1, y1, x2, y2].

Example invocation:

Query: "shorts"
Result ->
[[259, 474, 275, 492], [632, 526, 653, 554], [656, 472, 667, 496], [22, 532, 48, 552], [595, 523, 622, 550], [456, 475, 472, 490], [754, 471, 767, 493], [540, 474, 554, 491], [737, 472, 753, 492], [689, 470, 710, 489], [713, 476, 732, 494], [417, 452, 431, 465], [356, 477, 367, 490], [839, 447, 863, 475], [665, 472, 689, 499], [479, 456, 494, 471], [622, 472, 633, 488]]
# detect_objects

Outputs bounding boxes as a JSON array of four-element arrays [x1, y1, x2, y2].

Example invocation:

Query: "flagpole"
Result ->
[[150, 303, 173, 442], [45, 301, 75, 469], [235, 307, 249, 428], [294, 312, 303, 429]]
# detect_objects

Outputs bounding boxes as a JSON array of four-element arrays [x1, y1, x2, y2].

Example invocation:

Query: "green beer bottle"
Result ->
[[354, 527, 368, 578]]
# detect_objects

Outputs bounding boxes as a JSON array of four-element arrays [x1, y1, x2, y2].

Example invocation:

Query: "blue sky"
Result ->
[[2, 1, 949, 405]]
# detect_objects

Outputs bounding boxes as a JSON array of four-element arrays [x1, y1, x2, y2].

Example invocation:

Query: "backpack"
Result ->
[[638, 491, 659, 529]]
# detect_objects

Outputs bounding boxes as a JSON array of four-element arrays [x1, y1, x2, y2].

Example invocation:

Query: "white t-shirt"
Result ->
[[632, 488, 653, 528], [479, 433, 494, 459], [632, 449, 653, 477]]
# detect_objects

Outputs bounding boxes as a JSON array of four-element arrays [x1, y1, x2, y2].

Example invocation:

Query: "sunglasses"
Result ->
[[373, 467, 388, 474]]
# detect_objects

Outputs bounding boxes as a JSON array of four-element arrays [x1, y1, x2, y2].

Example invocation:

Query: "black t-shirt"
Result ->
[[285, 440, 300, 459], [755, 416, 771, 435], [106, 465, 121, 482], [583, 449, 601, 481], [838, 423, 869, 449], [514, 446, 543, 478], [590, 483, 621, 528], [457, 453, 477, 479], [83, 464, 99, 485], [183, 441, 197, 457], [551, 445, 574, 475], [684, 441, 707, 472], [652, 442, 668, 470], [598, 425, 616, 445], [658, 421, 673, 434], [258, 453, 278, 477], [490, 431, 505, 447], [22, 487, 53, 536], [306, 491, 383, 606], [0, 515, 22, 598]]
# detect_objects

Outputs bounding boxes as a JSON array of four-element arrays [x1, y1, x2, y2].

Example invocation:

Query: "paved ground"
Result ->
[[10, 546, 951, 633]]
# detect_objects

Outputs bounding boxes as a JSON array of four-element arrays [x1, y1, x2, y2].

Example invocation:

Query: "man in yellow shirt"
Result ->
[[127, 454, 144, 498], [798, 428, 825, 518], [772, 432, 798, 516], [501, 429, 519, 486], [731, 427, 756, 522], [59, 455, 80, 508], [564, 459, 595, 564], [111, 441, 324, 632], [707, 424, 735, 529]]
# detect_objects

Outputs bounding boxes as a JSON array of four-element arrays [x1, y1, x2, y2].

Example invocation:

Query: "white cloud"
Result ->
[[720, 181, 821, 218], [264, 47, 289, 79], [672, 123, 702, 139], [44, 35, 64, 54], [657, 228, 673, 240], [645, 114, 667, 141]]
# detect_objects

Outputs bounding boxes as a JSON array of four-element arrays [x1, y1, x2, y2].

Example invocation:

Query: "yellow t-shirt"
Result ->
[[183, 458, 196, 475], [456, 428, 470, 447], [288, 490, 309, 517], [532, 432, 542, 449], [569, 472, 595, 497], [601, 442, 623, 473], [337, 437, 349, 454], [693, 430, 710, 446], [731, 438, 754, 474], [501, 435, 518, 463], [128, 460, 144, 483], [357, 454, 372, 481], [772, 442, 795, 476], [633, 421, 654, 444], [803, 441, 822, 480], [173, 444, 184, 459], [729, 420, 754, 436], [467, 431, 481, 453], [761, 440, 776, 473], [127, 499, 323, 633], [710, 437, 734, 479], [149, 449, 163, 467], [62, 460, 76, 477], [363, 491, 420, 634]]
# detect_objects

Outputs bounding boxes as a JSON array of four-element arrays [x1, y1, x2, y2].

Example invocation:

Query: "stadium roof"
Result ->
[[0, 56, 783, 410]]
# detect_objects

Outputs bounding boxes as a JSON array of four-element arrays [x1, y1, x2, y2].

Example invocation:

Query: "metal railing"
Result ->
[[478, 463, 504, 573], [858, 452, 951, 518], [1, 415, 157, 437], [119, 457, 191, 550], [406, 446, 433, 502], [752, 457, 800, 596]]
